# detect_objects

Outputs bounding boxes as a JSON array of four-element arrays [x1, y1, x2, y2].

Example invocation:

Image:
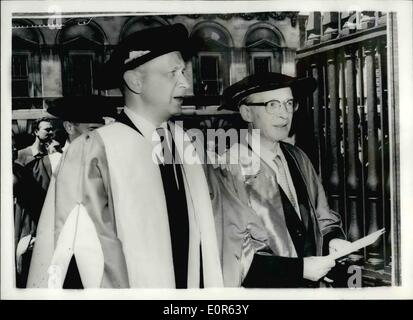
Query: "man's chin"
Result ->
[[269, 128, 289, 142], [167, 108, 182, 119], [172, 103, 183, 115]]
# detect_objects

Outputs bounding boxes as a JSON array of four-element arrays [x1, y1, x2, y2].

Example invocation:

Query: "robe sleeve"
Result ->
[[287, 145, 346, 253], [242, 253, 304, 288], [53, 131, 129, 288], [206, 163, 268, 287]]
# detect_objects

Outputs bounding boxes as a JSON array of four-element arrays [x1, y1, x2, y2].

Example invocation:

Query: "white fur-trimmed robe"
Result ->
[[27, 121, 223, 288]]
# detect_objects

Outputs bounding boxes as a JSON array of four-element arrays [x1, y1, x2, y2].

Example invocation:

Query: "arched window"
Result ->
[[12, 19, 43, 100], [119, 16, 169, 41], [191, 22, 232, 96], [57, 19, 106, 96], [245, 24, 283, 75]]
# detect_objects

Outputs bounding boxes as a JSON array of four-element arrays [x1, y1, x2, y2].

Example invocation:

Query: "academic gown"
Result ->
[[13, 162, 44, 287], [208, 141, 345, 287], [27, 115, 223, 288]]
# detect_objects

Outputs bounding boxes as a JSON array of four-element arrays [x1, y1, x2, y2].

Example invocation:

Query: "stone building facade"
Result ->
[[12, 12, 299, 113]]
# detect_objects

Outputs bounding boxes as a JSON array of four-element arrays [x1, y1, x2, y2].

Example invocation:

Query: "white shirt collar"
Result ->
[[246, 132, 282, 168], [124, 107, 171, 163], [30, 144, 43, 157], [62, 140, 70, 152], [124, 107, 159, 142]]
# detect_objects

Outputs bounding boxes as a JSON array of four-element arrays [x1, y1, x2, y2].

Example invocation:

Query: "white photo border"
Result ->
[[1, 0, 412, 300]]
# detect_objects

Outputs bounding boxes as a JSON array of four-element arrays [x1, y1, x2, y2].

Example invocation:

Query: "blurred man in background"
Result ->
[[15, 117, 53, 166]]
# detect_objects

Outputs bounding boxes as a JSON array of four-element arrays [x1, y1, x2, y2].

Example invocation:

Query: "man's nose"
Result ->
[[276, 107, 289, 119], [178, 72, 190, 89]]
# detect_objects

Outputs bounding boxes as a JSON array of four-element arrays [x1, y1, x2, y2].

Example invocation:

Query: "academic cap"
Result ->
[[97, 23, 196, 89], [219, 72, 317, 111], [47, 95, 120, 123]]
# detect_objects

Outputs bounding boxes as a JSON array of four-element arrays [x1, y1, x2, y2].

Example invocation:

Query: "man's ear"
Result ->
[[63, 121, 75, 135], [239, 105, 253, 123], [123, 70, 142, 94]]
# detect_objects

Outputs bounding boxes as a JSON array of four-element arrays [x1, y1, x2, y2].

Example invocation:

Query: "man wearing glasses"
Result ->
[[209, 72, 351, 287]]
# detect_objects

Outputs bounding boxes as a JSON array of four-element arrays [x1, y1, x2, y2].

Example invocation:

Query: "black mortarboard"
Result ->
[[47, 95, 120, 123], [219, 72, 317, 111], [97, 23, 195, 89]]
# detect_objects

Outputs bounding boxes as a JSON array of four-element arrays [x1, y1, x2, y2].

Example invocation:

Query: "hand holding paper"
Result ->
[[328, 228, 385, 260]]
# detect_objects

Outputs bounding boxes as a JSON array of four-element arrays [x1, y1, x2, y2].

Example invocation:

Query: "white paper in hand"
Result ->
[[329, 228, 385, 260]]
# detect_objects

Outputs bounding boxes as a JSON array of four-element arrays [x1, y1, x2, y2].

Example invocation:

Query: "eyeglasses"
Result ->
[[245, 99, 298, 114]]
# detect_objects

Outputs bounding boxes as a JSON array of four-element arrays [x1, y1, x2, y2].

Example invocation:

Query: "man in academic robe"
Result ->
[[28, 95, 119, 184], [20, 96, 118, 288], [27, 24, 223, 289], [208, 73, 351, 288]]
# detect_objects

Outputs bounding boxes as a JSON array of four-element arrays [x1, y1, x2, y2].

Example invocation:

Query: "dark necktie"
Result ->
[[273, 154, 299, 215], [117, 113, 190, 287], [157, 126, 189, 288]]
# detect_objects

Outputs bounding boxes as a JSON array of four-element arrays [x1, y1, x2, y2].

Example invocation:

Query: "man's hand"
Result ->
[[303, 256, 336, 282], [16, 235, 35, 275]]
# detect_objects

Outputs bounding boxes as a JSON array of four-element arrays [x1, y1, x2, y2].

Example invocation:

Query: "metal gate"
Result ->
[[295, 12, 399, 286]]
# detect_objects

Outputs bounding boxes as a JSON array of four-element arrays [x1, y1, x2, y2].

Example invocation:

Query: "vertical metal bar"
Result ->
[[377, 37, 391, 271], [357, 47, 368, 260], [345, 45, 364, 264], [306, 65, 317, 164], [345, 45, 363, 240], [387, 12, 400, 285], [339, 49, 348, 232], [327, 50, 342, 214], [322, 59, 330, 192], [311, 62, 322, 176], [364, 40, 384, 269]]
